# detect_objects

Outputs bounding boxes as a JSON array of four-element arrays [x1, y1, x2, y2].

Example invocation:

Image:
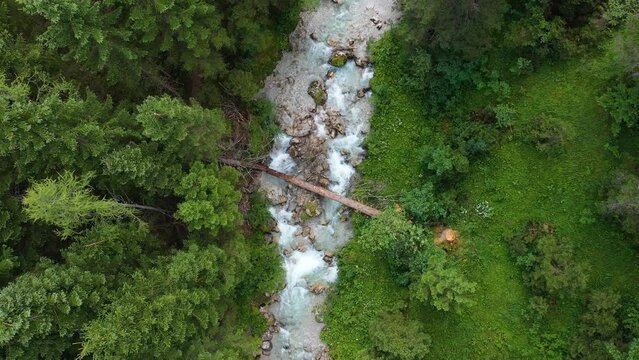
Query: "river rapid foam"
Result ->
[[258, 1, 400, 359]]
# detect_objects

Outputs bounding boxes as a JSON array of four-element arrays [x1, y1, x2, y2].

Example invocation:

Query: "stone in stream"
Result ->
[[309, 283, 329, 294], [355, 57, 370, 68], [307, 80, 327, 106], [261, 340, 273, 355], [329, 51, 348, 67], [328, 48, 355, 68], [323, 251, 334, 263]]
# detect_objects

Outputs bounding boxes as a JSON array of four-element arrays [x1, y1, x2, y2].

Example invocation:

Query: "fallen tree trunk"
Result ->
[[220, 158, 381, 217]]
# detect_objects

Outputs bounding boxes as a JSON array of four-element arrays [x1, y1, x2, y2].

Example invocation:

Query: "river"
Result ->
[[259, 1, 400, 359]]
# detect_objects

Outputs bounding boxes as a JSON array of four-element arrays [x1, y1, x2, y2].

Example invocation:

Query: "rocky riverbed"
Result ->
[[258, 1, 400, 359]]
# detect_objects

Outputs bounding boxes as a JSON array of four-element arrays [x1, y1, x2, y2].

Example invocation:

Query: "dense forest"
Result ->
[[1, 0, 638, 359], [0, 0, 308, 358]]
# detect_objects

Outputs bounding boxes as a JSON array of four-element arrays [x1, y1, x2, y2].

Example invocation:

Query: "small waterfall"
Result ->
[[258, 1, 400, 359]]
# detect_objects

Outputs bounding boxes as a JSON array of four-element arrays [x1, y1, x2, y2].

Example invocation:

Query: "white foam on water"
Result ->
[[258, 0, 400, 358]]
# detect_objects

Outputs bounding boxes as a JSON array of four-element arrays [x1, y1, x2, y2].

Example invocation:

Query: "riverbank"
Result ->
[[322, 30, 639, 359], [257, 0, 400, 358]]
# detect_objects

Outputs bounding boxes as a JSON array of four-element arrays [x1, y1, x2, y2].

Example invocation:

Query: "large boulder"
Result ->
[[308, 80, 328, 106]]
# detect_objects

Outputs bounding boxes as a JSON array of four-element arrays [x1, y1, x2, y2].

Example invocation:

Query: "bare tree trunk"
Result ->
[[220, 158, 381, 217]]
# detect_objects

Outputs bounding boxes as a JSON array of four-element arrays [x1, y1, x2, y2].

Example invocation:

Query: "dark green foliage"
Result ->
[[608, 339, 639, 360], [600, 172, 639, 244], [13, 0, 301, 100], [420, 140, 469, 183], [571, 291, 623, 360], [62, 223, 158, 287], [360, 210, 475, 312], [411, 254, 476, 312], [524, 114, 573, 153], [0, 262, 107, 360], [175, 162, 241, 235], [0, 0, 295, 358], [510, 223, 587, 299], [599, 83, 639, 136], [604, 0, 639, 27], [400, 0, 509, 59], [401, 182, 450, 224], [368, 311, 432, 360], [81, 245, 238, 359]]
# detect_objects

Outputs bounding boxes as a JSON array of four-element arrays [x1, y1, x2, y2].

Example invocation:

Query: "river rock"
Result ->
[[308, 80, 327, 106], [319, 177, 330, 187], [329, 49, 355, 67], [323, 111, 345, 138], [309, 283, 329, 294], [302, 226, 312, 236], [262, 331, 273, 341], [262, 340, 273, 355], [323, 251, 334, 263], [287, 114, 316, 137], [295, 242, 307, 252], [355, 57, 369, 68]]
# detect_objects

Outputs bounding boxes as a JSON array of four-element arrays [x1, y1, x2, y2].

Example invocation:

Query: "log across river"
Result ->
[[220, 158, 381, 217]]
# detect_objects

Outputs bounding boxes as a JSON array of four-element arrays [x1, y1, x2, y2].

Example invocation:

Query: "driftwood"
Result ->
[[220, 158, 381, 217]]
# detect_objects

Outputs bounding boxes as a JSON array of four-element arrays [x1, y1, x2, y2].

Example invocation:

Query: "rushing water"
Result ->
[[259, 1, 399, 359]]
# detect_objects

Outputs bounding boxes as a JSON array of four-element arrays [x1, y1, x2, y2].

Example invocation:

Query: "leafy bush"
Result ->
[[524, 114, 573, 153], [571, 291, 623, 360], [493, 103, 518, 129], [411, 254, 476, 313], [599, 82, 639, 136], [420, 140, 469, 183], [604, 0, 639, 27], [400, 182, 450, 224], [360, 210, 476, 312], [509, 223, 587, 299], [599, 171, 639, 244], [368, 310, 432, 360], [359, 210, 431, 285]]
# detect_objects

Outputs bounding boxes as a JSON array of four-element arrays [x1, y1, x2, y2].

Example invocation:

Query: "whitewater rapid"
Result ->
[[259, 1, 399, 359]]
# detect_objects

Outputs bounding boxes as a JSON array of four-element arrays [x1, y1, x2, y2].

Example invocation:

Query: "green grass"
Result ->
[[322, 34, 639, 359]]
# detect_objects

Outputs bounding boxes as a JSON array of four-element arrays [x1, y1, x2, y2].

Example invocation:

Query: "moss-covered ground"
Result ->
[[322, 33, 639, 359]]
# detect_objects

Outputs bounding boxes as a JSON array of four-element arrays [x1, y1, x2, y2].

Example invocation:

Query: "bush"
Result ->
[[420, 140, 469, 183], [411, 254, 477, 313], [524, 114, 573, 153], [599, 171, 639, 245], [359, 210, 431, 285], [604, 0, 639, 27], [368, 311, 432, 360], [599, 82, 639, 136], [509, 223, 587, 299], [359, 210, 476, 312], [571, 291, 623, 360], [400, 182, 451, 224], [493, 103, 518, 129]]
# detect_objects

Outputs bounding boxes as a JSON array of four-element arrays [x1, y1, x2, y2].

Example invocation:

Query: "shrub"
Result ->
[[359, 210, 476, 312], [524, 114, 572, 153], [400, 182, 450, 224], [571, 291, 623, 360], [359, 210, 431, 285], [368, 311, 432, 360], [493, 103, 518, 129], [599, 82, 639, 136], [420, 141, 469, 183], [509, 223, 588, 299], [604, 0, 639, 27], [599, 171, 639, 245], [411, 254, 476, 313]]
